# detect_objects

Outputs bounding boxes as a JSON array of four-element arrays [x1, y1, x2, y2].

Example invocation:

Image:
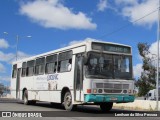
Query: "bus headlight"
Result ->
[[128, 89, 132, 93], [93, 89, 97, 93]]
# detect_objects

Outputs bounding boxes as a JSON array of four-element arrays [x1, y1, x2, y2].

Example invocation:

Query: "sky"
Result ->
[[0, 0, 159, 86]]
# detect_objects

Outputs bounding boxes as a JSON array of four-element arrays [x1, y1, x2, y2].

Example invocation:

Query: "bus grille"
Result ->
[[96, 83, 129, 89]]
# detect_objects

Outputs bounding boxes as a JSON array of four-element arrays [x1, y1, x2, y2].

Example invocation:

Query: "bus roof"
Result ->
[[12, 40, 131, 64]]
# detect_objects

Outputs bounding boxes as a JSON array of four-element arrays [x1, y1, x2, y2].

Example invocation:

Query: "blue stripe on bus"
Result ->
[[85, 94, 135, 103]]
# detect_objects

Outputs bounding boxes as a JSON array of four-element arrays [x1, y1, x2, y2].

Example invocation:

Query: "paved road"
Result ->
[[0, 98, 159, 120]]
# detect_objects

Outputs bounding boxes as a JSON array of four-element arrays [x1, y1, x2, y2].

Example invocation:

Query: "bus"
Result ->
[[11, 40, 135, 111]]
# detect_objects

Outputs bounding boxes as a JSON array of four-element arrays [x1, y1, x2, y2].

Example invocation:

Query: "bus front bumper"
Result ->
[[85, 94, 135, 103]]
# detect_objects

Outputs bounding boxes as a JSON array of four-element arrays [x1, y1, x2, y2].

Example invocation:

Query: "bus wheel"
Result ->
[[24, 90, 31, 105], [64, 92, 76, 111], [31, 100, 36, 105], [100, 102, 113, 112]]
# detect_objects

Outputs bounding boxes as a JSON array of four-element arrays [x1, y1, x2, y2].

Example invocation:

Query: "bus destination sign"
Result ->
[[92, 42, 131, 54]]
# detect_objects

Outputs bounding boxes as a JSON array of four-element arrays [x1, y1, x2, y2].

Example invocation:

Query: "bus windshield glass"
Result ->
[[85, 52, 132, 79]]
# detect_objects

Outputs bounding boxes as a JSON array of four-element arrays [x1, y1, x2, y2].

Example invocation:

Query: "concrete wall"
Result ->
[[113, 100, 160, 111]]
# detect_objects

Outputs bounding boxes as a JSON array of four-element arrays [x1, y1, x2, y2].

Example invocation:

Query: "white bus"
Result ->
[[11, 40, 135, 111]]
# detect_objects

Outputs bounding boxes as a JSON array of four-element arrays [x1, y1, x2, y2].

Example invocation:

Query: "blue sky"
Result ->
[[0, 0, 159, 86]]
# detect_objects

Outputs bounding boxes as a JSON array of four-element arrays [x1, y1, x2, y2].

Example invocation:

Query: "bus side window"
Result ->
[[59, 59, 72, 72], [45, 54, 57, 74], [21, 62, 27, 77], [12, 64, 17, 78], [35, 57, 45, 75], [26, 60, 35, 76], [58, 51, 72, 72]]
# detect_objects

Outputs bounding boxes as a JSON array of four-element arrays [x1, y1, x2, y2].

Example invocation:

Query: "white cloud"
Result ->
[[17, 51, 31, 60], [115, 0, 138, 5], [60, 37, 103, 48], [148, 41, 160, 66], [61, 39, 85, 47], [97, 0, 107, 12], [0, 51, 31, 63], [0, 63, 6, 73], [0, 39, 9, 49], [115, 0, 158, 27], [19, 0, 97, 30], [149, 41, 158, 55], [67, 37, 101, 46], [68, 40, 83, 46], [0, 51, 15, 63], [133, 63, 143, 78]]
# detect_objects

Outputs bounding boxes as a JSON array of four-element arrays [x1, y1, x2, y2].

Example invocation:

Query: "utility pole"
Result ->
[[156, 0, 160, 111], [16, 35, 19, 61]]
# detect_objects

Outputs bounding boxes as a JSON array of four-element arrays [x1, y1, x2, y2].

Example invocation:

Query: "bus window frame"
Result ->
[[26, 60, 35, 77], [35, 57, 45, 75], [45, 54, 57, 74], [58, 50, 73, 73]]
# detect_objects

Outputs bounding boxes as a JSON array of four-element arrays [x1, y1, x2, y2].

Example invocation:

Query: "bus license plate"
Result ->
[[110, 98, 117, 101]]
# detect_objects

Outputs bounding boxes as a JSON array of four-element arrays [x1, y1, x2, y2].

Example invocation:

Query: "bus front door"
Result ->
[[16, 68, 21, 99], [74, 55, 83, 102]]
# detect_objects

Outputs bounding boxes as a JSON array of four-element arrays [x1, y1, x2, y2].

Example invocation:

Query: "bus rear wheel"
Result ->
[[63, 92, 76, 111], [23, 90, 36, 105], [100, 102, 113, 112], [24, 90, 30, 105]]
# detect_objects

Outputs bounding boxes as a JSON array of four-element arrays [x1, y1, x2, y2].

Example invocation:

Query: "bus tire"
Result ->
[[100, 102, 113, 112], [64, 92, 76, 111], [31, 100, 36, 105], [23, 90, 32, 105]]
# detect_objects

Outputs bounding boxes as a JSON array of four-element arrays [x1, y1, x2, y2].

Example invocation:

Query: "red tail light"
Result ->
[[87, 89, 91, 93]]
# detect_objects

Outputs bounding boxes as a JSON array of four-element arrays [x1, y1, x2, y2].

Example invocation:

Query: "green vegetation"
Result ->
[[135, 43, 156, 96], [0, 83, 10, 97]]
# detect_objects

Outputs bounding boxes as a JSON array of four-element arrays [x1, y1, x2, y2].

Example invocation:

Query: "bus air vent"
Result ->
[[96, 83, 129, 89]]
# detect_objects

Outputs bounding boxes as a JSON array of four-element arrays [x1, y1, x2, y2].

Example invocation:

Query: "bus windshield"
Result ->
[[85, 52, 132, 79]]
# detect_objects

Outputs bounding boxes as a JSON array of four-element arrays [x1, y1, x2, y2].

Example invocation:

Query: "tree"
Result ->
[[136, 43, 156, 96]]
